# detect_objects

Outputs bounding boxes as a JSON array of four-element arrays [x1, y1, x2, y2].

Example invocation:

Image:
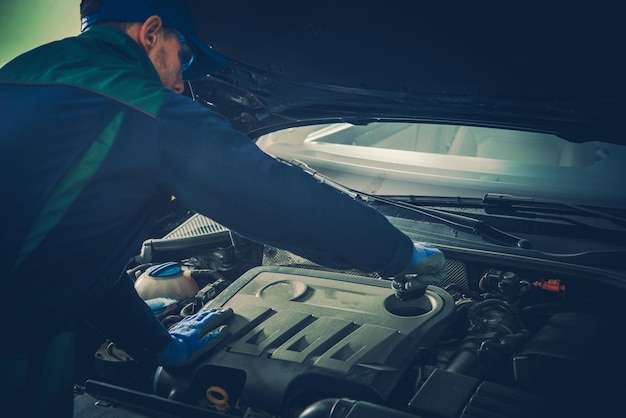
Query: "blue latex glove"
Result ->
[[156, 307, 233, 367], [392, 243, 446, 300]]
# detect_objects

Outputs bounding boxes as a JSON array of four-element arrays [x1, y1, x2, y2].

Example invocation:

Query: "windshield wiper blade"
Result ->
[[283, 159, 532, 249], [483, 193, 626, 229], [382, 201, 533, 249]]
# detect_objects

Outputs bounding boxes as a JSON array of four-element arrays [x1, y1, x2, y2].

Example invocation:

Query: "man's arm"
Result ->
[[84, 273, 171, 365], [156, 96, 414, 277]]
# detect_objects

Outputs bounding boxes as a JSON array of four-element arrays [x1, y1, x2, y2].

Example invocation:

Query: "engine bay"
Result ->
[[74, 211, 626, 418]]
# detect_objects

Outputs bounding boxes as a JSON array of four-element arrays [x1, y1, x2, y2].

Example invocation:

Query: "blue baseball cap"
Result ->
[[81, 0, 229, 80]]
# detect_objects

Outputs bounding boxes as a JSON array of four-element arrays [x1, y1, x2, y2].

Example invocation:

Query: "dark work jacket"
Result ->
[[0, 26, 413, 361]]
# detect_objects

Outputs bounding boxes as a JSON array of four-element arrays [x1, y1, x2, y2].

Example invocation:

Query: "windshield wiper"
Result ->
[[483, 193, 626, 229], [283, 159, 533, 249], [372, 196, 533, 249]]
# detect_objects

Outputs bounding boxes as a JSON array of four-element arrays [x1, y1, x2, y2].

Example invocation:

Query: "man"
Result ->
[[0, 0, 446, 416]]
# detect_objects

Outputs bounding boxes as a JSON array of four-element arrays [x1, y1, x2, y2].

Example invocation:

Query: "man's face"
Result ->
[[148, 28, 185, 94]]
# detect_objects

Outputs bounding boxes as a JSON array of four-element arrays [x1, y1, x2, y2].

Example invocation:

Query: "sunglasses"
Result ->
[[172, 29, 195, 73]]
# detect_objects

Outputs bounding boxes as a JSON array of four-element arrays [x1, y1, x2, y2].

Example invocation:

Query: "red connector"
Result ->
[[533, 279, 566, 293]]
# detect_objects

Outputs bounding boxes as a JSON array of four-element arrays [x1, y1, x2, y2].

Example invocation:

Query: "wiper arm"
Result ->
[[283, 159, 532, 249], [483, 193, 626, 229], [380, 200, 533, 249]]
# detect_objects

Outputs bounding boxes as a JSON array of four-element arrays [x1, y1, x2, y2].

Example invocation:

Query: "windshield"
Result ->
[[256, 122, 626, 209]]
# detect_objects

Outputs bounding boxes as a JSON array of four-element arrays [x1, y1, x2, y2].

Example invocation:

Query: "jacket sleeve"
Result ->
[[155, 96, 414, 277], [85, 273, 171, 365]]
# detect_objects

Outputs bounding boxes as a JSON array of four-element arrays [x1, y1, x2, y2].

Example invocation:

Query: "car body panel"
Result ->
[[186, 0, 626, 144]]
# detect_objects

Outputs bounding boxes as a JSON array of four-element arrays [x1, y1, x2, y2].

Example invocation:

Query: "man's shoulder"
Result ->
[[1, 30, 169, 117]]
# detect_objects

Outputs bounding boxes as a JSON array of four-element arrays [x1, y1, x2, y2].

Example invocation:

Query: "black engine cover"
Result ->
[[154, 266, 455, 413]]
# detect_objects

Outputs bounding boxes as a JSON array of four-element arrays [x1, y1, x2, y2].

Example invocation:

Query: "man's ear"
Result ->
[[138, 15, 163, 53]]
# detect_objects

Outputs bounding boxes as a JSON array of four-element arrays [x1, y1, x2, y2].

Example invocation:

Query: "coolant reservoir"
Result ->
[[134, 261, 199, 301]]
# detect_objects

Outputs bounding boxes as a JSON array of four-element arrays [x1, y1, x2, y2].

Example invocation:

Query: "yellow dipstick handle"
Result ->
[[206, 386, 230, 412]]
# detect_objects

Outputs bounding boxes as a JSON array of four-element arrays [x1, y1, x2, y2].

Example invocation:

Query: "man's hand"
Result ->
[[392, 243, 446, 300], [156, 307, 233, 367]]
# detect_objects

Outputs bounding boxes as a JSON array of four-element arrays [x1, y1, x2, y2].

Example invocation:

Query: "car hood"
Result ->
[[186, 1, 625, 144]]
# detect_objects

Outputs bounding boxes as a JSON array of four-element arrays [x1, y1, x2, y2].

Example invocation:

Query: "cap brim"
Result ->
[[183, 33, 230, 81]]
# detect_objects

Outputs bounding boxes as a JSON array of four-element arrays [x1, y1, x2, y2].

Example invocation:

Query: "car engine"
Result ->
[[74, 212, 626, 418]]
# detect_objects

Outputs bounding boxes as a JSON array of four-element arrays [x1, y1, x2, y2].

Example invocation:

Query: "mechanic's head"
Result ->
[[80, 0, 228, 92]]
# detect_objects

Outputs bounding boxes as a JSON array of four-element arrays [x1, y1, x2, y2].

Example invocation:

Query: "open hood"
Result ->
[[186, 1, 625, 144]]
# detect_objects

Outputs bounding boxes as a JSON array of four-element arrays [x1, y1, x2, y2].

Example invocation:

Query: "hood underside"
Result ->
[[186, 0, 625, 144]]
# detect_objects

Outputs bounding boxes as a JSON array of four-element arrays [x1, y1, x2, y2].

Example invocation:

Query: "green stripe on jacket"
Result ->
[[0, 25, 169, 117]]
